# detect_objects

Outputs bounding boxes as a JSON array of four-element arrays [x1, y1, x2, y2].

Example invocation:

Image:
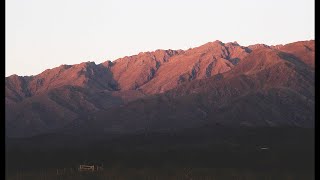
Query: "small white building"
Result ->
[[78, 164, 103, 172]]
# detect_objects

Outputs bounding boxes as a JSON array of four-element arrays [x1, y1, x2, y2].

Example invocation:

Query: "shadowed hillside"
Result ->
[[5, 40, 314, 137]]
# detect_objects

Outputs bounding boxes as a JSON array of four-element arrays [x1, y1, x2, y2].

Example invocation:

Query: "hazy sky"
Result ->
[[6, 0, 314, 76]]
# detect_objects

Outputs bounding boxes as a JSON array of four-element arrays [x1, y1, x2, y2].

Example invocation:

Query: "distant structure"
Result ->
[[78, 162, 103, 172]]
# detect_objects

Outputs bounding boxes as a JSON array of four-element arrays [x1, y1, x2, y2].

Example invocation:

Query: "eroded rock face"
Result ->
[[139, 41, 251, 94], [5, 40, 314, 137], [109, 49, 182, 91]]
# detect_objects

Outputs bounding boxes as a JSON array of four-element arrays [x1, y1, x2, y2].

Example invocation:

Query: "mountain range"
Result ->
[[5, 40, 314, 137]]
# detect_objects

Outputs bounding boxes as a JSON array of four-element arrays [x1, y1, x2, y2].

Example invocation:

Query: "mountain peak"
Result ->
[[5, 40, 315, 137]]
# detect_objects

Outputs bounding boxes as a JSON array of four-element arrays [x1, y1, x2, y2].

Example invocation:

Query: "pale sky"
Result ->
[[5, 0, 314, 76]]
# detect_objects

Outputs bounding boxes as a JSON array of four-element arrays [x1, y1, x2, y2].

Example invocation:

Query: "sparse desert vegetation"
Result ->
[[6, 127, 314, 180]]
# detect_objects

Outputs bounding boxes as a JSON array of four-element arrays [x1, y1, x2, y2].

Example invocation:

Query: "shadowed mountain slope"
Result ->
[[5, 40, 314, 137]]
